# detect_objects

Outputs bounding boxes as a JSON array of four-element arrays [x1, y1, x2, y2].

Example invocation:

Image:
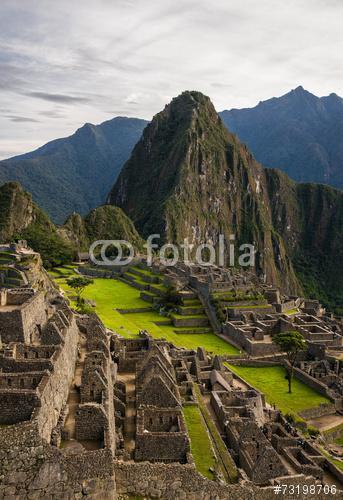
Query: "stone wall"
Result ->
[[35, 314, 79, 441], [0, 356, 53, 372], [114, 462, 329, 500], [222, 323, 280, 356], [75, 404, 108, 441], [19, 292, 47, 344], [299, 403, 337, 420], [0, 291, 47, 343], [135, 408, 189, 463], [0, 309, 23, 342], [5, 289, 35, 305], [0, 421, 116, 499], [292, 366, 335, 401], [0, 392, 39, 424]]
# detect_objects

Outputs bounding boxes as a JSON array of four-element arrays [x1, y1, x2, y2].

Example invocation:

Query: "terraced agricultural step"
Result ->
[[154, 319, 173, 326], [116, 307, 153, 314], [171, 315, 210, 328], [118, 276, 148, 291], [226, 304, 275, 314], [218, 299, 267, 307], [0, 258, 15, 265], [140, 291, 160, 304], [179, 290, 198, 300], [128, 267, 161, 284], [181, 298, 202, 306], [121, 274, 150, 290], [174, 327, 213, 334], [0, 282, 17, 289], [177, 306, 205, 316], [148, 285, 168, 297]]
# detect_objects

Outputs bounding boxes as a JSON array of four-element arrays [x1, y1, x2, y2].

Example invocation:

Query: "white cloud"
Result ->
[[0, 0, 343, 158]]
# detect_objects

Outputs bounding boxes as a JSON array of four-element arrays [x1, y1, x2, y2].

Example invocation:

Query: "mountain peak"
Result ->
[[172, 90, 210, 104], [293, 85, 305, 92], [108, 91, 239, 236], [161, 90, 215, 119], [287, 86, 316, 101]]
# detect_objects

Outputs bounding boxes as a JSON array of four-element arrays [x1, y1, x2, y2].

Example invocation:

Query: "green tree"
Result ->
[[272, 330, 306, 393], [18, 222, 75, 269], [67, 276, 94, 309]]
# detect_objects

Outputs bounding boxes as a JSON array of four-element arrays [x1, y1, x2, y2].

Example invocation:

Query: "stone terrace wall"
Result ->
[[114, 462, 330, 500]]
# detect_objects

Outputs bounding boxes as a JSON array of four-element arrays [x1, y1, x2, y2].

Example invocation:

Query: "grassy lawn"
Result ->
[[183, 405, 216, 479], [124, 311, 239, 354], [227, 364, 330, 416], [193, 385, 238, 482], [53, 269, 239, 356]]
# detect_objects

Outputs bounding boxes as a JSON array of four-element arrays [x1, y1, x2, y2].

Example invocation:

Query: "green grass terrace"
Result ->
[[226, 364, 331, 418], [50, 265, 239, 356], [183, 405, 216, 479]]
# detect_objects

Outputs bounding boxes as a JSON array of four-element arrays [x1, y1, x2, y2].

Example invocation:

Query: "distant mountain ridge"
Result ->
[[0, 116, 147, 223], [219, 86, 343, 189]]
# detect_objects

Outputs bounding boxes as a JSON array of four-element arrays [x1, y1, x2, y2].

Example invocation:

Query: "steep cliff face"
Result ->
[[265, 169, 343, 311], [0, 182, 53, 242], [0, 182, 74, 268], [109, 91, 343, 310]]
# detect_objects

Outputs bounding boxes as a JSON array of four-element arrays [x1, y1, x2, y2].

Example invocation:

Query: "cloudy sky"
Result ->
[[1, 0, 342, 159]]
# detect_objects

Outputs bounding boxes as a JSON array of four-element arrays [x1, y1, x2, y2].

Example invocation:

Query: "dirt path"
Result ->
[[62, 335, 87, 446], [118, 372, 136, 457]]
